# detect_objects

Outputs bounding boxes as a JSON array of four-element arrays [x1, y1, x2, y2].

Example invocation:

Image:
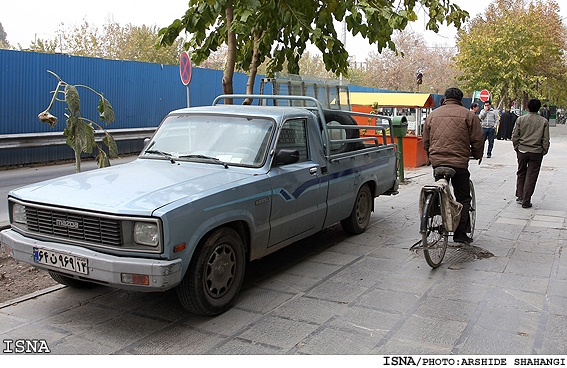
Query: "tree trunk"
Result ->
[[523, 91, 529, 110], [222, 0, 236, 105], [243, 28, 263, 105]]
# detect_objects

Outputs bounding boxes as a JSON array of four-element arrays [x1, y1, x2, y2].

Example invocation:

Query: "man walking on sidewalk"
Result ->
[[512, 98, 550, 209], [479, 100, 499, 158]]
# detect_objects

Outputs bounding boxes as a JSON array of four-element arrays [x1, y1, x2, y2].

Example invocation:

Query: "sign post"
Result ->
[[479, 89, 491, 103], [180, 51, 192, 107]]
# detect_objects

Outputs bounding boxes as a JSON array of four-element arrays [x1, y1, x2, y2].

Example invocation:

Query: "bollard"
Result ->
[[391, 116, 408, 182]]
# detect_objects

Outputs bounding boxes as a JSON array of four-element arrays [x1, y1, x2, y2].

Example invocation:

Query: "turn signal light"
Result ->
[[121, 273, 149, 285], [174, 243, 186, 253]]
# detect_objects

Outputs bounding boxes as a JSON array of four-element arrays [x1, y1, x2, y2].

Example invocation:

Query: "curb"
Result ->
[[0, 284, 66, 309]]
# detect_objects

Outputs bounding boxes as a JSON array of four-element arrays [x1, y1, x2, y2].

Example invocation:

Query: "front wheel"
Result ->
[[421, 192, 448, 268], [48, 270, 95, 288], [341, 184, 373, 234], [176, 227, 246, 316], [467, 180, 476, 239]]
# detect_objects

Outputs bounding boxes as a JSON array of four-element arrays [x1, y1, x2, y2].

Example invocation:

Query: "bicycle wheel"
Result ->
[[422, 192, 448, 268], [467, 180, 476, 239]]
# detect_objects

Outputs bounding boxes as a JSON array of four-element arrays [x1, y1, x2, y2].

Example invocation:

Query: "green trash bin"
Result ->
[[392, 116, 408, 182]]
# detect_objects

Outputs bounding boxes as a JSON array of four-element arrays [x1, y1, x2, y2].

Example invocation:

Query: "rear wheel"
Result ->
[[467, 180, 476, 239], [176, 227, 246, 316], [341, 184, 373, 234], [422, 193, 448, 268]]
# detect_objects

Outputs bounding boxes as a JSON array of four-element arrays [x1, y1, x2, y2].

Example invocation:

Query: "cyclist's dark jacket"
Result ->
[[423, 98, 484, 168]]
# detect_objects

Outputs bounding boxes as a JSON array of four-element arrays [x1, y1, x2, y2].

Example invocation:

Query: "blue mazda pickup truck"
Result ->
[[0, 95, 400, 315]]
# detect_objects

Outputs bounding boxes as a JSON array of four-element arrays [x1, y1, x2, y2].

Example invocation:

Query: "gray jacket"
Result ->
[[479, 107, 499, 128]]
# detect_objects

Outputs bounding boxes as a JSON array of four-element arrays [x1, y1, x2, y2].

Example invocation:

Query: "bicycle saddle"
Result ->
[[434, 166, 456, 179]]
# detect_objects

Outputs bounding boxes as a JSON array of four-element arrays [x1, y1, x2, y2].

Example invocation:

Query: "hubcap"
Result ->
[[205, 244, 236, 299], [356, 192, 369, 224]]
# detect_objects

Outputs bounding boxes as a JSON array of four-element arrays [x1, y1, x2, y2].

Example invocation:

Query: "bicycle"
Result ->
[[412, 166, 476, 268]]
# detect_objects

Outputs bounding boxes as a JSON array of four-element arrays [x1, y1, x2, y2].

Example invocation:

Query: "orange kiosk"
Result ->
[[347, 92, 435, 168]]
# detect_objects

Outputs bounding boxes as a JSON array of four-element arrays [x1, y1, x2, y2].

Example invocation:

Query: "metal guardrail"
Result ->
[[0, 128, 157, 150]]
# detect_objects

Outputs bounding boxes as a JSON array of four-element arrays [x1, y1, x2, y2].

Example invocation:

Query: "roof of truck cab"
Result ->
[[168, 104, 318, 120]]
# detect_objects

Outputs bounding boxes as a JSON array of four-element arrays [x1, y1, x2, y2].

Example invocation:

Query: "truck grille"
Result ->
[[24, 206, 122, 247]]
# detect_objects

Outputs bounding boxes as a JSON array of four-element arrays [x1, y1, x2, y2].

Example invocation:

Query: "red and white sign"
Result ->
[[180, 51, 192, 86], [479, 89, 490, 102]]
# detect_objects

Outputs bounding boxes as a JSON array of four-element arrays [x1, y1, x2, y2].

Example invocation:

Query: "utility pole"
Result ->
[[340, 20, 347, 84]]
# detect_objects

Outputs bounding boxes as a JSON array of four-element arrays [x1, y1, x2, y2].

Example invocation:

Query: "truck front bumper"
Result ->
[[0, 229, 183, 291]]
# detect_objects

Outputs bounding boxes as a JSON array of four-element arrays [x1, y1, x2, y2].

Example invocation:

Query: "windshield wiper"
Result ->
[[179, 154, 229, 169], [144, 149, 176, 164]]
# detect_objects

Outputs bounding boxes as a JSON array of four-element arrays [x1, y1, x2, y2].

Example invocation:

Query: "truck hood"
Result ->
[[10, 159, 253, 216]]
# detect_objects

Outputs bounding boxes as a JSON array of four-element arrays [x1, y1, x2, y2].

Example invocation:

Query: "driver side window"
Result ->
[[276, 119, 308, 163]]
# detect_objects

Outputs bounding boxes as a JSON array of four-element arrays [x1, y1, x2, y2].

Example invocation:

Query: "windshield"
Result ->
[[142, 114, 275, 167]]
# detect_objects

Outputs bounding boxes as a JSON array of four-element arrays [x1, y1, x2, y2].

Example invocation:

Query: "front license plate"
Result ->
[[33, 248, 89, 275]]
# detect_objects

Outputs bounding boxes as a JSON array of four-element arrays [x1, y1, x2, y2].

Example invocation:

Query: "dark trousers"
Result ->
[[483, 127, 495, 156], [434, 166, 471, 235], [515, 151, 544, 205]]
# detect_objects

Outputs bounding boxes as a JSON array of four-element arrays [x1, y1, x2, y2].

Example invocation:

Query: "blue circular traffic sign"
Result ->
[[180, 51, 192, 86]]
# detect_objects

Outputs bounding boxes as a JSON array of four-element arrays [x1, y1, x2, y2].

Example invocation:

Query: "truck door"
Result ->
[[267, 118, 327, 246]]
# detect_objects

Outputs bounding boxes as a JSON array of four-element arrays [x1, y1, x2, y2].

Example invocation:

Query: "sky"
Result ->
[[2, 0, 565, 62]]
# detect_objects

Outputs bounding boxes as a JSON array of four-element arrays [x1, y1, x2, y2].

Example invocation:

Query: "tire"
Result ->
[[176, 227, 246, 316], [324, 112, 363, 154], [48, 270, 95, 288], [341, 184, 373, 234], [422, 193, 448, 268], [467, 180, 476, 239]]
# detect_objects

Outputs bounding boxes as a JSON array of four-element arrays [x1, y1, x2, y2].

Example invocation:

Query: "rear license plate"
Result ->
[[33, 248, 89, 275]]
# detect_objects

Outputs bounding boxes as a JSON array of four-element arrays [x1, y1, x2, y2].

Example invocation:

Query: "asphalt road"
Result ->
[[0, 155, 138, 229]]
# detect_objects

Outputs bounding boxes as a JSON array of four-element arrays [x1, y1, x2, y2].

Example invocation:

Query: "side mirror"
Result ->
[[275, 149, 300, 165], [143, 138, 151, 149]]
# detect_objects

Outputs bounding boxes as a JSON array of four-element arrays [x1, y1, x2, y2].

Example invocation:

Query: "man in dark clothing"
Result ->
[[423, 88, 484, 243], [540, 104, 550, 121], [512, 98, 550, 209], [497, 108, 517, 140]]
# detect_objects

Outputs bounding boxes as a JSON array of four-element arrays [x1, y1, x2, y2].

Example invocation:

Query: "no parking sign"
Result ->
[[180, 51, 192, 107], [179, 51, 192, 86]]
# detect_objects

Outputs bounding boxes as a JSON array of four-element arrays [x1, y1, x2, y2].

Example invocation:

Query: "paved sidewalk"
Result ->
[[1, 125, 566, 355]]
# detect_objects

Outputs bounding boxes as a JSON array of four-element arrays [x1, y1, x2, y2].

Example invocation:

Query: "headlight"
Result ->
[[134, 222, 159, 247], [12, 203, 26, 224]]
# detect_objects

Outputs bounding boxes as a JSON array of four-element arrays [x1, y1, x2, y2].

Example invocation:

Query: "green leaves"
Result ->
[[39, 71, 118, 172], [98, 97, 115, 124], [454, 0, 567, 106], [64, 84, 80, 115], [158, 0, 470, 92]]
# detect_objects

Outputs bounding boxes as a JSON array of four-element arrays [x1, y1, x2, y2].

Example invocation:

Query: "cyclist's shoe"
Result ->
[[516, 197, 523, 203], [453, 233, 473, 244]]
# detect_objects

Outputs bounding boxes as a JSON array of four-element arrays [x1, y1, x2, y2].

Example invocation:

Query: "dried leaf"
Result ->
[[37, 111, 58, 128]]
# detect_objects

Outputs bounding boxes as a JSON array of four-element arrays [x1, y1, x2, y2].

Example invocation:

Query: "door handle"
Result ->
[[309, 167, 318, 175]]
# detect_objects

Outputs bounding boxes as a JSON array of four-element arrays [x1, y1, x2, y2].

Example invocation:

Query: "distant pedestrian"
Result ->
[[470, 103, 479, 114], [497, 108, 517, 140], [479, 100, 499, 158], [512, 98, 550, 209], [540, 104, 550, 121]]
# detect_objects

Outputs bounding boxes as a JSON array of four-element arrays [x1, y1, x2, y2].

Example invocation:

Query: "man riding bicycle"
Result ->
[[422, 88, 484, 244]]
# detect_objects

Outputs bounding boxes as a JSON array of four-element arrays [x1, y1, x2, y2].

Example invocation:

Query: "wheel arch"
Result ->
[[196, 220, 251, 262]]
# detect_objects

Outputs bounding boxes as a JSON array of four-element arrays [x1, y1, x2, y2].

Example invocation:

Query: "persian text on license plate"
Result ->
[[33, 248, 88, 275]]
